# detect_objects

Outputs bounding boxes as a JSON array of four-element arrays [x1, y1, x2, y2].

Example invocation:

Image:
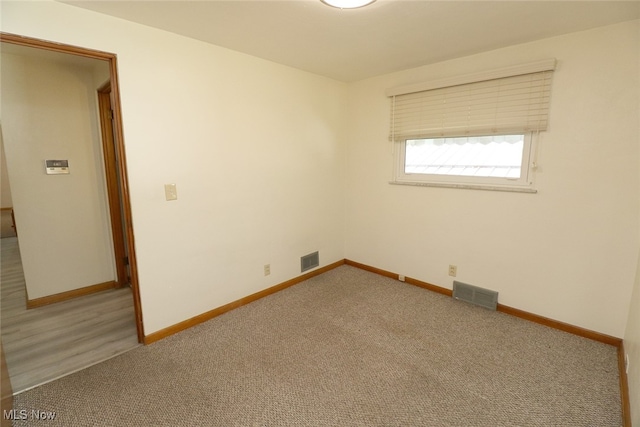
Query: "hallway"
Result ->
[[1, 237, 139, 393]]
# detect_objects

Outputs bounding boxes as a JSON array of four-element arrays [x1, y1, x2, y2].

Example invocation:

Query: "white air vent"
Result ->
[[453, 281, 498, 310], [301, 251, 319, 273]]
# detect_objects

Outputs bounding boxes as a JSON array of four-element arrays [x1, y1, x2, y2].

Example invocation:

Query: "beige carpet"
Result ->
[[11, 265, 621, 426]]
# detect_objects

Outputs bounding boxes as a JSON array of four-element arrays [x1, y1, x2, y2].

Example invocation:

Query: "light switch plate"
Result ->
[[164, 184, 177, 201]]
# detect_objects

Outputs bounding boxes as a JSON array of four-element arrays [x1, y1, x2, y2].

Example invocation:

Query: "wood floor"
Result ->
[[1, 237, 140, 393]]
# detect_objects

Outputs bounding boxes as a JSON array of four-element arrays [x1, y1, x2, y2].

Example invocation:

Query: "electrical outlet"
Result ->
[[398, 275, 405, 282], [448, 265, 457, 277], [264, 264, 270, 276]]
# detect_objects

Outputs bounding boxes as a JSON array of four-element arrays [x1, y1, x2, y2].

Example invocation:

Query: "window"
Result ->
[[387, 59, 555, 192], [398, 133, 534, 188]]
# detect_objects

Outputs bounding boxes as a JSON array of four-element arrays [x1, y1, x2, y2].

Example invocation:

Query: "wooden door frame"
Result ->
[[0, 32, 144, 343], [97, 82, 128, 288]]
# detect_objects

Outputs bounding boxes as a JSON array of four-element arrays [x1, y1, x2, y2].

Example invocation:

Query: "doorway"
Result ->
[[0, 34, 144, 390]]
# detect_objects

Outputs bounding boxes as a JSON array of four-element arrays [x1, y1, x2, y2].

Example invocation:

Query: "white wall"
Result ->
[[2, 2, 637, 343], [345, 20, 639, 338], [625, 41, 640, 421], [1, 52, 115, 299], [1, 1, 348, 334]]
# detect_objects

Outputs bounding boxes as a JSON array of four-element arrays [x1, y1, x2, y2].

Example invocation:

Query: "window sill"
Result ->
[[389, 180, 537, 194]]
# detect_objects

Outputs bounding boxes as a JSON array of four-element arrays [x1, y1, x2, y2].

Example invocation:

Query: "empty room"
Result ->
[[1, 0, 639, 426]]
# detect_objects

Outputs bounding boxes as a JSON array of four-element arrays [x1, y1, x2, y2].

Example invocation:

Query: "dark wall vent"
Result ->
[[301, 251, 319, 273], [453, 281, 498, 311]]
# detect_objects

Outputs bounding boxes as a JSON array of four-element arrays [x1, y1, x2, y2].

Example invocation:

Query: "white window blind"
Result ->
[[389, 60, 555, 142]]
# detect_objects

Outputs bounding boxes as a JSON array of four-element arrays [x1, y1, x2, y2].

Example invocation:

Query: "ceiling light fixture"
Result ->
[[320, 0, 376, 9]]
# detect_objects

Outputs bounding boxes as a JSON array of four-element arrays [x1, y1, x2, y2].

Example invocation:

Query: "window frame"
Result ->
[[386, 60, 555, 194], [392, 132, 538, 193]]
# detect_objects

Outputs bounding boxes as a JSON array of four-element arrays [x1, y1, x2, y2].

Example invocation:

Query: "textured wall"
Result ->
[[2, 0, 348, 334], [345, 21, 639, 338]]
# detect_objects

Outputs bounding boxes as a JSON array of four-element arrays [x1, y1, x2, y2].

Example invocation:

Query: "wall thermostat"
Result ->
[[45, 160, 70, 175]]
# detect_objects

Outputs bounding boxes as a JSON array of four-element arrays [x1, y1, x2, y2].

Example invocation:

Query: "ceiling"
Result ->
[[61, 0, 640, 82]]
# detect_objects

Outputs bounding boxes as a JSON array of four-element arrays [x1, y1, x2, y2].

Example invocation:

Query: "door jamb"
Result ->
[[97, 82, 128, 288], [0, 32, 145, 343]]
